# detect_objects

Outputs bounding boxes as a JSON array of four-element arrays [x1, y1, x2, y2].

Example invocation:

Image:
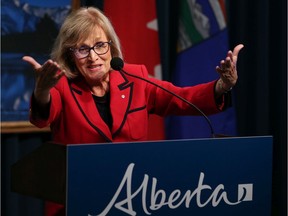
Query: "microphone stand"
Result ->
[[114, 65, 216, 138]]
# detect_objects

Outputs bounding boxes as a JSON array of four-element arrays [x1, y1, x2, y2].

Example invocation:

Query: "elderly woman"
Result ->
[[23, 6, 243, 216]]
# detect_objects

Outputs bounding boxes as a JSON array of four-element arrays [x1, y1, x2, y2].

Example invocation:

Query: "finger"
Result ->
[[216, 63, 228, 75], [56, 70, 65, 80], [232, 44, 244, 57], [227, 50, 233, 60], [220, 60, 228, 70], [22, 56, 42, 70], [41, 60, 64, 79], [224, 57, 232, 68], [42, 60, 58, 72], [215, 66, 223, 74]]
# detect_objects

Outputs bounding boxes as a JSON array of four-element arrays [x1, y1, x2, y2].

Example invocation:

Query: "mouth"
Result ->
[[87, 64, 102, 71]]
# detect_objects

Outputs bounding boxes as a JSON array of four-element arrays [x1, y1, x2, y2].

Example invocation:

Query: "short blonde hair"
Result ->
[[51, 7, 122, 79]]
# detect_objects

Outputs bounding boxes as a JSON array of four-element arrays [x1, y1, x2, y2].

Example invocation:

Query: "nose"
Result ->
[[88, 49, 99, 60]]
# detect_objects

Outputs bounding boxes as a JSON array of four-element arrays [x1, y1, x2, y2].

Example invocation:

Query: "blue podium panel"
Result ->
[[66, 136, 272, 216]]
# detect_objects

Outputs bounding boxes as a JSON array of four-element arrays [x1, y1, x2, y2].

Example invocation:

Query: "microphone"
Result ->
[[110, 57, 216, 138]]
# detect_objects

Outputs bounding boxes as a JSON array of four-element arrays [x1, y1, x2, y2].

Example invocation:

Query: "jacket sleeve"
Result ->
[[138, 67, 232, 116], [29, 79, 64, 128]]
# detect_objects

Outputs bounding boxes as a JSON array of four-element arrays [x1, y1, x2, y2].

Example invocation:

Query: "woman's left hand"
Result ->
[[216, 44, 244, 92]]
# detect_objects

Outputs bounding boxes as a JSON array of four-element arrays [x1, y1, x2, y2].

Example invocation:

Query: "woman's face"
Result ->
[[73, 26, 112, 86]]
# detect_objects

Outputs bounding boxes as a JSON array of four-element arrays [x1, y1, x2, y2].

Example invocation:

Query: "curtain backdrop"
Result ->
[[226, 1, 287, 215], [1, 0, 286, 215]]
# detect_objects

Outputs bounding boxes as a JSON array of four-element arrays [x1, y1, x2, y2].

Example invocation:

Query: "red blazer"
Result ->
[[30, 63, 223, 145]]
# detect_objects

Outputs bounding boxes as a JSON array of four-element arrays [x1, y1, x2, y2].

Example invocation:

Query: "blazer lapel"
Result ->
[[69, 77, 112, 141], [109, 70, 133, 138]]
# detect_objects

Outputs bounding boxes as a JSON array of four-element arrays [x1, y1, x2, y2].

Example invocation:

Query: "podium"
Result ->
[[11, 136, 273, 216]]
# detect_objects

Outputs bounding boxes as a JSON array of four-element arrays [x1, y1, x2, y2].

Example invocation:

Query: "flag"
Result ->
[[167, 0, 237, 139], [104, 0, 165, 140]]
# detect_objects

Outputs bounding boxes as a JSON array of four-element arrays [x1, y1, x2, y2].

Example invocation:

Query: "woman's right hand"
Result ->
[[22, 56, 64, 105]]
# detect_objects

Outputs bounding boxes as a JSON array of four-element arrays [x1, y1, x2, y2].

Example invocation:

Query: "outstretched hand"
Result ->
[[215, 44, 244, 91], [22, 56, 64, 104]]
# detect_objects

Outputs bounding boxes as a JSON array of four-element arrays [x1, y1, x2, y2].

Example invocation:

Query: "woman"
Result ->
[[23, 6, 243, 216]]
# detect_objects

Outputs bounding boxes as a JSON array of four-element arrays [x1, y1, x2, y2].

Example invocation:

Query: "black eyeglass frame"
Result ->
[[70, 40, 112, 59]]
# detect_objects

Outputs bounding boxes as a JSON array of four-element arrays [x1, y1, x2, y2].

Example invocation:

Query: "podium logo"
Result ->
[[238, 184, 253, 201], [89, 163, 254, 216]]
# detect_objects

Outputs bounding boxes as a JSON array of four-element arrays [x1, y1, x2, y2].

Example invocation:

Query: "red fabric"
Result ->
[[30, 64, 220, 145], [104, 0, 165, 140], [45, 201, 64, 216]]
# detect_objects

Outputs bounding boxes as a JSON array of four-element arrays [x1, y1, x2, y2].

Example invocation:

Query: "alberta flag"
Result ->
[[167, 0, 238, 139]]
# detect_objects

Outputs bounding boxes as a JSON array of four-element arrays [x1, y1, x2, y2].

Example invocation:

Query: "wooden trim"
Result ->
[[1, 121, 50, 134], [71, 0, 81, 11]]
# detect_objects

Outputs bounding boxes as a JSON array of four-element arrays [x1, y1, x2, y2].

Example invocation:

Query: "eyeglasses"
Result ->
[[70, 40, 112, 59]]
